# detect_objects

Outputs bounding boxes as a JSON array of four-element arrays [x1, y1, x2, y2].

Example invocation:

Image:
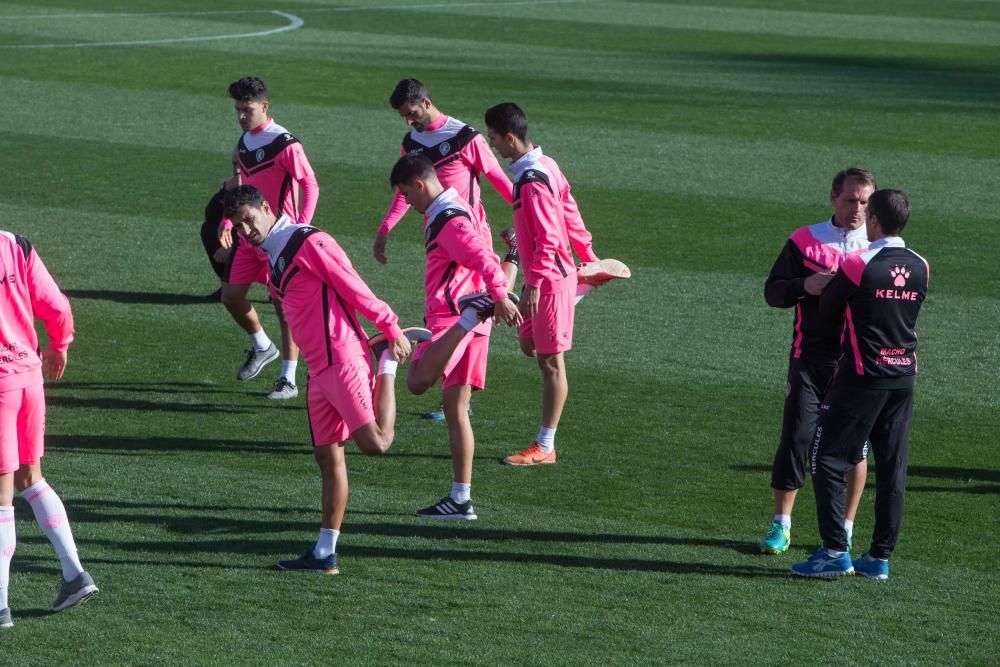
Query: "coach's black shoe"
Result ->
[[416, 496, 477, 521], [458, 291, 519, 322], [368, 326, 433, 361]]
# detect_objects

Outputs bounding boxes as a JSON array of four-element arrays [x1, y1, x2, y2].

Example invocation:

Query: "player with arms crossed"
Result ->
[[390, 154, 520, 520], [224, 185, 427, 574], [218, 76, 320, 400], [759, 167, 876, 555], [0, 232, 98, 629], [792, 189, 929, 579], [484, 102, 625, 466]]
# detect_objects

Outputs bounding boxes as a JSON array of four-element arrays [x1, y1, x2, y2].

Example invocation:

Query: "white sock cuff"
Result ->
[[280, 360, 298, 379], [249, 329, 271, 351], [775, 514, 791, 528], [0, 506, 14, 514], [20, 479, 50, 500]]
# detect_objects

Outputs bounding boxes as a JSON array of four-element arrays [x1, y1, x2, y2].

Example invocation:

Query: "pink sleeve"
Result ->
[[467, 135, 513, 204], [303, 236, 403, 340], [26, 250, 74, 352], [378, 190, 411, 235], [284, 144, 318, 225], [521, 183, 563, 288], [561, 182, 598, 263], [437, 219, 509, 302]]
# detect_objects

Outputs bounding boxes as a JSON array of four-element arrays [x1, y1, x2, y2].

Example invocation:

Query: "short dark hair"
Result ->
[[389, 79, 429, 109], [228, 76, 269, 103], [832, 167, 876, 195], [484, 102, 529, 142], [223, 185, 267, 219], [868, 189, 910, 236], [390, 153, 437, 187]]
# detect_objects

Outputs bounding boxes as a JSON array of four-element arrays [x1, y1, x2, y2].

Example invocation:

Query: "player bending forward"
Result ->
[[1, 231, 98, 629], [484, 102, 626, 466], [224, 186, 428, 574], [390, 154, 520, 520]]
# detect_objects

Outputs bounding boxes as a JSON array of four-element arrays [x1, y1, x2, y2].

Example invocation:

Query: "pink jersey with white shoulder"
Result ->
[[261, 216, 403, 375], [510, 147, 578, 294], [222, 118, 319, 231], [422, 188, 509, 333], [379, 115, 513, 234], [0, 232, 73, 392]]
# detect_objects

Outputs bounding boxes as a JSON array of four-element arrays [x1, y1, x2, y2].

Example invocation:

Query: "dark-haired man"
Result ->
[[224, 185, 426, 574], [218, 76, 320, 400], [792, 189, 929, 580], [758, 167, 875, 555], [374, 79, 515, 270], [483, 102, 619, 467], [389, 153, 520, 520], [1, 230, 98, 628]]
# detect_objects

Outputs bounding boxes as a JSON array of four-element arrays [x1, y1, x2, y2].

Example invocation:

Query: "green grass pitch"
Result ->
[[0, 0, 997, 664]]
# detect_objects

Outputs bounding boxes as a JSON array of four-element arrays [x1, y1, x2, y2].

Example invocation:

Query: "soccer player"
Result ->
[[389, 154, 520, 520], [1, 231, 98, 629], [792, 189, 929, 579], [373, 79, 516, 276], [217, 76, 320, 400], [224, 185, 425, 574], [483, 102, 614, 466], [758, 167, 876, 555]]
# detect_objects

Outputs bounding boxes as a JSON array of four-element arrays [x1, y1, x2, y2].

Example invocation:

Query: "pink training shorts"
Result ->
[[306, 356, 376, 447], [0, 384, 46, 474], [411, 325, 489, 391], [224, 237, 270, 286], [518, 285, 575, 355]]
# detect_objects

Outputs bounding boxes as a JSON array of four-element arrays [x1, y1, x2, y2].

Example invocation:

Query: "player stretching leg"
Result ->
[[484, 102, 621, 466], [1, 231, 98, 629], [390, 154, 520, 520], [217, 76, 320, 400], [224, 186, 426, 573], [375, 79, 520, 420]]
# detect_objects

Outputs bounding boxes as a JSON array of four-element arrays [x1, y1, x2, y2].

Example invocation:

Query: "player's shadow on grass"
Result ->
[[64, 288, 216, 305], [50, 381, 248, 396], [47, 434, 304, 455], [72, 536, 789, 577], [731, 463, 998, 494], [46, 395, 262, 415]]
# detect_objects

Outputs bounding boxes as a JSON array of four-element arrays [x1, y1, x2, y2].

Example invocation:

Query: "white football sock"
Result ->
[[313, 528, 339, 559], [536, 426, 556, 453], [280, 360, 298, 382], [775, 514, 791, 529], [575, 284, 594, 305], [451, 482, 471, 504], [249, 329, 272, 352], [379, 349, 398, 377], [844, 519, 854, 537], [457, 309, 480, 332], [0, 506, 14, 610], [21, 480, 84, 582]]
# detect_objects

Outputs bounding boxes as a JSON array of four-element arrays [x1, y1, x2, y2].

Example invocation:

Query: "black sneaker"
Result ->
[[368, 326, 433, 360], [416, 496, 477, 521], [236, 343, 279, 381], [457, 291, 520, 322]]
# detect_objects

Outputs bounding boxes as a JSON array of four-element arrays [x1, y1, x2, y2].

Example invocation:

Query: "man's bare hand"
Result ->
[[42, 348, 67, 381], [390, 334, 411, 362], [373, 233, 389, 264], [804, 269, 836, 296], [518, 285, 539, 319], [493, 297, 522, 327]]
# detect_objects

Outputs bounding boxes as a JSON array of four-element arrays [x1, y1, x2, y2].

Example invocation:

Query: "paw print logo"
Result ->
[[890, 265, 910, 287]]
